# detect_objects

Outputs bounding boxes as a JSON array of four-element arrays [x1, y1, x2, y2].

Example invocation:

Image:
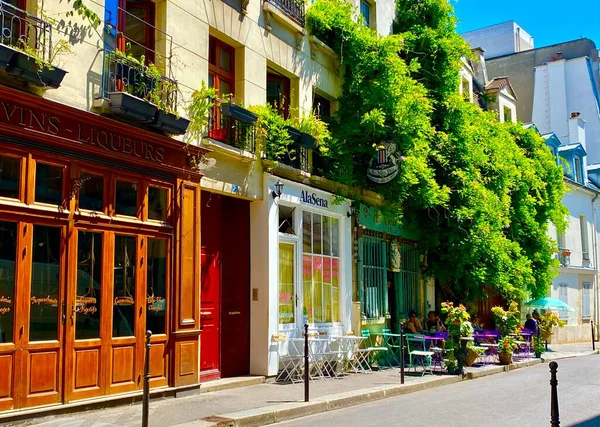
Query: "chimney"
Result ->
[[557, 51, 563, 60], [569, 112, 586, 148]]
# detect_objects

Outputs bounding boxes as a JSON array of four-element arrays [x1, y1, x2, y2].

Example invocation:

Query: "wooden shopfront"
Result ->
[[0, 86, 203, 413]]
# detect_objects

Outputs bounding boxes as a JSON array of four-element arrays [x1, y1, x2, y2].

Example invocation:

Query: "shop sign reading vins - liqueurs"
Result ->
[[367, 142, 401, 184]]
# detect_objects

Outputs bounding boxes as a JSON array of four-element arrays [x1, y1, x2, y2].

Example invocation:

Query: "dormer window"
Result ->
[[503, 106, 513, 123], [574, 156, 583, 183]]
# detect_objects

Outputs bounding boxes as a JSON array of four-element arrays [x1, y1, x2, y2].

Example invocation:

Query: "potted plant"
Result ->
[[561, 249, 571, 256], [0, 44, 19, 69], [441, 301, 472, 374], [7, 39, 70, 88], [221, 100, 258, 124], [491, 301, 521, 365], [538, 311, 566, 341], [295, 111, 330, 149]]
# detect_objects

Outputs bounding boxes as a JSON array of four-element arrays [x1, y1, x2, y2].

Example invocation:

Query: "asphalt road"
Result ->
[[279, 355, 600, 427]]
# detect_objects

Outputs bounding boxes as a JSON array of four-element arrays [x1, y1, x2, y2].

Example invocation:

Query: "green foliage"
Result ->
[[306, 0, 567, 302], [491, 302, 520, 337], [65, 0, 101, 28], [15, 38, 71, 71], [249, 104, 294, 159], [185, 81, 217, 144], [292, 111, 331, 150]]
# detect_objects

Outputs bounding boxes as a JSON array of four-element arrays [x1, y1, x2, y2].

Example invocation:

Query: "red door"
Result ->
[[200, 192, 221, 381], [220, 197, 250, 378]]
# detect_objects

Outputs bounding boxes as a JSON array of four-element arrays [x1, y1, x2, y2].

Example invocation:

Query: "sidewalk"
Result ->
[[23, 344, 598, 427]]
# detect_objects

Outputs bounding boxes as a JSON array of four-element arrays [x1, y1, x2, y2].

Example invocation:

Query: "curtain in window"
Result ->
[[278, 243, 295, 325]]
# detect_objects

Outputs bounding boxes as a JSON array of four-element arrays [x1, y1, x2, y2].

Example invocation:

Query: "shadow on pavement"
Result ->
[[570, 414, 600, 426]]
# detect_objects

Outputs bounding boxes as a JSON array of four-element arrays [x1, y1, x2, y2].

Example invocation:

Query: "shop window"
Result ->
[[209, 37, 235, 99], [360, 0, 371, 27], [0, 155, 20, 199], [75, 231, 102, 340], [148, 186, 167, 221], [279, 205, 296, 235], [278, 242, 295, 325], [78, 172, 104, 212], [35, 163, 63, 205], [115, 180, 138, 217], [267, 70, 290, 118], [147, 238, 166, 334], [361, 236, 387, 319], [30, 225, 61, 341], [113, 234, 136, 337], [0, 221, 17, 343], [118, 0, 156, 63], [313, 93, 331, 122], [302, 211, 340, 323]]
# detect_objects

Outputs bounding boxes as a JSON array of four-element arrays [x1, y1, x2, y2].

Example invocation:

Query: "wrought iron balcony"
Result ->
[[0, 0, 53, 62], [265, 0, 305, 26], [207, 100, 258, 153]]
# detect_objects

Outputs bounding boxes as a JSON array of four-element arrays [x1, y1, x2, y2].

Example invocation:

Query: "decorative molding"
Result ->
[[308, 35, 337, 61], [262, 1, 305, 51]]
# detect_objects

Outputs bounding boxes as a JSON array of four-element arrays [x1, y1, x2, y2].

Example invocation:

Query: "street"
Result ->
[[279, 355, 600, 427]]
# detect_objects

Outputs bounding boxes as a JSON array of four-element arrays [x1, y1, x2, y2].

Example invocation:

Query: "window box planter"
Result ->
[[0, 44, 18, 69], [561, 250, 571, 256], [287, 126, 302, 143], [300, 132, 315, 149], [6, 51, 67, 89], [221, 102, 258, 124], [150, 110, 191, 135], [109, 91, 158, 123]]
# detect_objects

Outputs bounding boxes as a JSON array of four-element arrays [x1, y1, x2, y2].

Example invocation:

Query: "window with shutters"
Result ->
[[582, 282, 591, 320], [558, 283, 569, 320]]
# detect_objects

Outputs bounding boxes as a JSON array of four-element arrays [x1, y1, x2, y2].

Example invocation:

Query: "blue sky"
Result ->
[[452, 0, 600, 49]]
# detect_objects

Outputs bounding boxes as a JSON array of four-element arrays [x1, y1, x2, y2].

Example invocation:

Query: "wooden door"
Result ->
[[200, 191, 221, 381], [220, 197, 250, 378], [19, 223, 66, 409]]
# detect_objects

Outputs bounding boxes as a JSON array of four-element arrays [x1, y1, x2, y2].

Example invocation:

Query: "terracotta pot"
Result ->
[[498, 351, 512, 365], [541, 330, 552, 341]]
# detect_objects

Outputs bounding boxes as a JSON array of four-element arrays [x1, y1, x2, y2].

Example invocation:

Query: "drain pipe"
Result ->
[[592, 193, 599, 334]]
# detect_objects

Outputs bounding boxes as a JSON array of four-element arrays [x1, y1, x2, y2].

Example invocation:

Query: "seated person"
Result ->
[[471, 314, 484, 332], [425, 311, 446, 332], [406, 310, 423, 334], [524, 313, 538, 332]]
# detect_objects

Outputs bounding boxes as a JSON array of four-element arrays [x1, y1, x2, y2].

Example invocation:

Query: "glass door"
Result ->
[[278, 241, 297, 331]]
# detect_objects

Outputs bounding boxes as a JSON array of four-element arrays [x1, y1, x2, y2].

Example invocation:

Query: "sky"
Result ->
[[452, 0, 600, 49]]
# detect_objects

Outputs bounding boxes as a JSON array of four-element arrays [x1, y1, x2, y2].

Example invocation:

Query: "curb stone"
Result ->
[[541, 349, 599, 362], [180, 353, 599, 427]]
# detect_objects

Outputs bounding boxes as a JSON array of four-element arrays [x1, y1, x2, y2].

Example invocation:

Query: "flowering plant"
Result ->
[[441, 301, 471, 340], [538, 311, 566, 337], [498, 335, 518, 355], [491, 301, 520, 337]]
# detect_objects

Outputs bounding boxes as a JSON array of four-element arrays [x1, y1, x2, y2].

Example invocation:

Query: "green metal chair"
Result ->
[[380, 328, 401, 367], [358, 329, 388, 371], [405, 335, 434, 376]]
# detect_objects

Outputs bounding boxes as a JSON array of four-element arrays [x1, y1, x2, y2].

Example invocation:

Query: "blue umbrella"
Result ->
[[524, 297, 575, 312]]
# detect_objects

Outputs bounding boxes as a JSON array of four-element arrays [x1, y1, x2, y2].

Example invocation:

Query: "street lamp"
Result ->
[[272, 180, 284, 199]]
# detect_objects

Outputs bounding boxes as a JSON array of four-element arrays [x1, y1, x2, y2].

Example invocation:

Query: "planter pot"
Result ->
[[6, 51, 67, 88], [535, 352, 542, 358], [0, 44, 18, 69], [464, 347, 479, 367], [300, 132, 316, 149], [498, 352, 512, 365], [286, 126, 302, 144], [541, 330, 552, 341], [109, 92, 158, 123], [221, 102, 258, 124], [150, 110, 191, 135]]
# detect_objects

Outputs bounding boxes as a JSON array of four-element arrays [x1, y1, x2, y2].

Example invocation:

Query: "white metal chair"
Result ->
[[274, 334, 304, 383]]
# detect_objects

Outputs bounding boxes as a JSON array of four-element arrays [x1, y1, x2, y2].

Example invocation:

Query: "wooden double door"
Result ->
[[0, 220, 169, 411]]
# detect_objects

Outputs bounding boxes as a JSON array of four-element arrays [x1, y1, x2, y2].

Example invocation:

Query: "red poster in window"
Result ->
[[313, 256, 323, 271], [323, 257, 331, 283], [303, 255, 312, 275], [332, 259, 339, 279]]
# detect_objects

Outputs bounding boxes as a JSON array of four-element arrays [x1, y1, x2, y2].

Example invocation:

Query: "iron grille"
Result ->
[[0, 0, 53, 62], [266, 0, 305, 26]]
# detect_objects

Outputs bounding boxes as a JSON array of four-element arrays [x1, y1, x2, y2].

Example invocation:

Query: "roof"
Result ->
[[558, 143, 587, 156], [587, 163, 600, 171], [485, 77, 518, 100], [542, 132, 561, 147]]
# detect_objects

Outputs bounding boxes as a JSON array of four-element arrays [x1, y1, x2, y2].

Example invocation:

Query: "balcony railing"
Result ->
[[102, 49, 178, 111], [0, 0, 53, 62], [266, 0, 305, 26], [266, 142, 310, 173], [207, 101, 258, 153]]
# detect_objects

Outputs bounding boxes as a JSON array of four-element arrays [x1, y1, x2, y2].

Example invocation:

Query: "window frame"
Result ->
[[209, 36, 236, 99], [31, 156, 68, 208], [360, 0, 371, 27], [574, 156, 583, 183], [0, 151, 26, 203], [582, 281, 591, 320], [267, 70, 291, 119], [117, 0, 156, 64]]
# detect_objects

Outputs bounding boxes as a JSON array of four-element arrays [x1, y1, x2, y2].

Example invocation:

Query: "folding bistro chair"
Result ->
[[405, 336, 434, 376], [274, 334, 304, 383], [359, 329, 388, 371]]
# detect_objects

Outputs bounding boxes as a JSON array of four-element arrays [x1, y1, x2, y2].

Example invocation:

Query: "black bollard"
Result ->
[[549, 361, 560, 427], [142, 330, 152, 427], [399, 323, 405, 384], [304, 323, 309, 402], [591, 321, 595, 351]]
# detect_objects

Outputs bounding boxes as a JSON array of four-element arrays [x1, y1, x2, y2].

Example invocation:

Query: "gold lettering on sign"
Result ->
[[31, 296, 58, 305], [0, 296, 11, 304], [0, 307, 10, 315], [76, 305, 98, 315], [0, 101, 167, 164], [114, 297, 134, 306], [76, 296, 97, 305], [200, 311, 211, 315], [228, 311, 241, 315]]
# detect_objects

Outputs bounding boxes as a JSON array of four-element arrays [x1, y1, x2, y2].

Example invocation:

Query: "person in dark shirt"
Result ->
[[524, 313, 538, 331], [425, 311, 446, 332]]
